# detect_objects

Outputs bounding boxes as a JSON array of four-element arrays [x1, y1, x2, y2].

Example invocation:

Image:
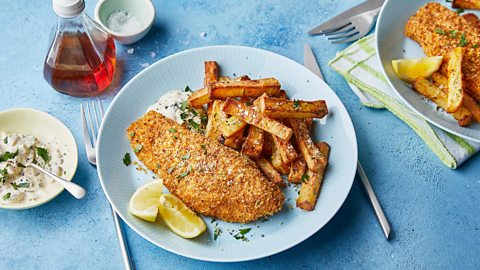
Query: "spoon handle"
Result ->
[[29, 163, 86, 199]]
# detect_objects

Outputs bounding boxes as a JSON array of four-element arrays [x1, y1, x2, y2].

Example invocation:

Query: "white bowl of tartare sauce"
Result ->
[[0, 109, 78, 209]]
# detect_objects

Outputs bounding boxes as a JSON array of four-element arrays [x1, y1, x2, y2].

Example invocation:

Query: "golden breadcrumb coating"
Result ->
[[405, 2, 480, 101], [127, 111, 284, 223]]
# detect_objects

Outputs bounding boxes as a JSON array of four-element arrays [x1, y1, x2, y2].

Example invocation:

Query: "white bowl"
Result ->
[[0, 108, 78, 209], [94, 0, 155, 45]]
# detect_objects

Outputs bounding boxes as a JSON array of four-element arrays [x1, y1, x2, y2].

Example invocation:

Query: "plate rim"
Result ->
[[375, 0, 480, 143], [97, 45, 358, 262], [0, 108, 79, 210]]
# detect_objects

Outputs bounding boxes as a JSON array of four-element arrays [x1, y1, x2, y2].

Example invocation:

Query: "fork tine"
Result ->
[[331, 32, 363, 44], [86, 102, 97, 146], [80, 103, 94, 154], [97, 99, 105, 119], [328, 29, 359, 40], [321, 22, 352, 35], [323, 24, 354, 36], [92, 100, 101, 134]]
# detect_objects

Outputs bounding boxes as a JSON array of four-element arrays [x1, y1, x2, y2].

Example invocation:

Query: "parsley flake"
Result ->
[[473, 44, 479, 49], [459, 33, 468, 47], [184, 86, 192, 92], [129, 132, 135, 138], [0, 150, 18, 162], [3, 137, 7, 144], [449, 30, 458, 38], [239, 228, 251, 235], [201, 144, 207, 154], [301, 174, 309, 183], [188, 119, 201, 132], [123, 153, 131, 166], [134, 144, 143, 153], [36, 147, 51, 163], [181, 152, 191, 160], [168, 128, 177, 133], [293, 100, 300, 109], [3, 192, 11, 200], [214, 227, 222, 241], [0, 168, 8, 183], [167, 166, 175, 174], [177, 165, 192, 178], [456, 8, 464, 14], [435, 28, 446, 35], [12, 182, 29, 189]]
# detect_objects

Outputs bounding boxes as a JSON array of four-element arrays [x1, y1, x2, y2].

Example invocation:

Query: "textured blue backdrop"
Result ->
[[0, 0, 479, 269]]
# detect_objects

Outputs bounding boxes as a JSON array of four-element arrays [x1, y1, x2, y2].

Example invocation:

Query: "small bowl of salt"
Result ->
[[94, 0, 155, 45]]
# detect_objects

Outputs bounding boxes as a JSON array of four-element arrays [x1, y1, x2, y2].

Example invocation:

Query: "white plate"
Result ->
[[376, 0, 480, 142], [0, 108, 78, 209], [97, 46, 358, 262]]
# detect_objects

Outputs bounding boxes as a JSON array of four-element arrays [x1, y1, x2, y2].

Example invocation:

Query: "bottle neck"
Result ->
[[56, 11, 86, 31]]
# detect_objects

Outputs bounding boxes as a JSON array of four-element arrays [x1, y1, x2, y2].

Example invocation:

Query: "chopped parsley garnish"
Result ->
[[123, 153, 131, 166], [435, 28, 446, 35], [474, 44, 479, 49], [134, 144, 143, 153], [200, 114, 208, 125], [449, 30, 458, 38], [3, 192, 11, 200], [245, 101, 253, 106], [0, 150, 18, 162], [0, 168, 8, 183], [238, 228, 251, 235], [233, 228, 251, 241], [156, 164, 161, 169], [214, 227, 222, 240], [201, 144, 207, 154], [3, 137, 7, 144], [167, 166, 175, 174], [301, 174, 309, 183], [293, 99, 300, 109], [36, 147, 50, 163], [172, 135, 178, 139], [188, 119, 201, 132], [12, 182, 29, 189], [168, 128, 177, 133], [184, 86, 192, 92], [177, 166, 192, 178], [129, 132, 135, 138], [459, 33, 468, 47], [180, 100, 188, 111], [181, 152, 191, 160], [446, 0, 453, 2], [210, 218, 216, 224], [456, 8, 464, 14]]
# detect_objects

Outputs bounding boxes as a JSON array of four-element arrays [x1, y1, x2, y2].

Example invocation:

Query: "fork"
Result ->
[[81, 100, 134, 270], [315, 6, 381, 44]]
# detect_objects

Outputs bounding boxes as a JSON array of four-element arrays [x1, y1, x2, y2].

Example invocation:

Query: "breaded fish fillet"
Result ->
[[405, 3, 480, 101], [127, 111, 284, 223]]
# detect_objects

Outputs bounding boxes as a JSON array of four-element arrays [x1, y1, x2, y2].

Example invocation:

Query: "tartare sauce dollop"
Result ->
[[147, 90, 207, 132], [0, 133, 64, 205]]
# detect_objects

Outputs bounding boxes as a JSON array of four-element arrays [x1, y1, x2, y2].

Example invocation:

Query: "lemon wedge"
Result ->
[[392, 56, 443, 82], [128, 180, 163, 222], [158, 194, 206, 238]]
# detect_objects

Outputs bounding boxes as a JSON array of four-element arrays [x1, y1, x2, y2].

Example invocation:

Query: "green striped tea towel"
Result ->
[[329, 34, 479, 169]]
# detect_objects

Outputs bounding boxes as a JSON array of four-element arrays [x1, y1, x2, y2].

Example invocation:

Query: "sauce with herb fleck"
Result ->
[[0, 133, 64, 206], [147, 90, 206, 132]]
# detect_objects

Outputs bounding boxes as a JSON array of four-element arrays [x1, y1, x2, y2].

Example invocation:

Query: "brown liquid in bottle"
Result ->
[[43, 32, 116, 97]]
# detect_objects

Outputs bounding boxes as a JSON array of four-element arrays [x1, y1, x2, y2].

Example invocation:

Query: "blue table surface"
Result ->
[[1, 0, 479, 269]]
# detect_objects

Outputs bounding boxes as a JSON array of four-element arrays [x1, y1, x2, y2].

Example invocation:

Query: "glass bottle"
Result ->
[[43, 0, 116, 97]]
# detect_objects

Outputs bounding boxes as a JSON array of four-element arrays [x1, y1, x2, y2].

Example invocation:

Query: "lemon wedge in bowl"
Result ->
[[128, 180, 163, 222], [392, 56, 443, 82], [158, 194, 206, 238]]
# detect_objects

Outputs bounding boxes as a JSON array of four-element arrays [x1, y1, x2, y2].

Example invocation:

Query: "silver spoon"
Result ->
[[27, 163, 86, 199]]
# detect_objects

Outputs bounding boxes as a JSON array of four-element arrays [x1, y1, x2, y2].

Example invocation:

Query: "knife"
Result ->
[[303, 44, 391, 240], [308, 0, 384, 35]]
